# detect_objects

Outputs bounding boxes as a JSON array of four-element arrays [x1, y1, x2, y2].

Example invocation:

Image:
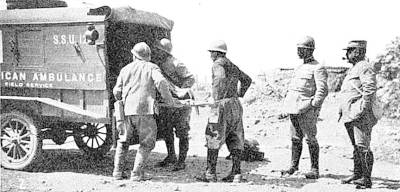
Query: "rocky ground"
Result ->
[[2, 87, 400, 192]]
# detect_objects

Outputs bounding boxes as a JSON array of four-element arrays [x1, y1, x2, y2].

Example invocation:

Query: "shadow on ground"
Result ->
[[5, 149, 399, 190], [21, 148, 273, 184], [323, 173, 400, 190], [10, 149, 318, 188]]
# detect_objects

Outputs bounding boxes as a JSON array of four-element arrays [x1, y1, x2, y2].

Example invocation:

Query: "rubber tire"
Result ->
[[73, 123, 112, 157], [1, 111, 42, 170]]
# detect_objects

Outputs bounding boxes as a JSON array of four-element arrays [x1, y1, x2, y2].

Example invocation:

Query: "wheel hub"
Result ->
[[86, 125, 98, 137], [9, 133, 21, 144], [11, 138, 19, 144]]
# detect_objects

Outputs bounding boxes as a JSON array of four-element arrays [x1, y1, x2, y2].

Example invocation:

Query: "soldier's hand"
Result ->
[[181, 99, 195, 106], [207, 97, 217, 108], [172, 98, 185, 107], [175, 88, 195, 100]]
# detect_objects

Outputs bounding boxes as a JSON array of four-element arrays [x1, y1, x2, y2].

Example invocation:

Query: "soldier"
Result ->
[[153, 38, 195, 171], [281, 36, 328, 179], [339, 40, 377, 189], [112, 42, 176, 181], [196, 40, 252, 183]]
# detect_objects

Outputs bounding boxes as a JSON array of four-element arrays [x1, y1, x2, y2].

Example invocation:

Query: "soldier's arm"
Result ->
[[360, 65, 377, 108], [237, 69, 252, 97], [311, 65, 328, 107], [113, 70, 124, 101], [212, 63, 226, 100], [151, 65, 174, 104], [175, 59, 195, 88]]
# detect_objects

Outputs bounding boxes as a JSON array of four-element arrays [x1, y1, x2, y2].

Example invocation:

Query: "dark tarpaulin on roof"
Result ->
[[105, 6, 174, 30]]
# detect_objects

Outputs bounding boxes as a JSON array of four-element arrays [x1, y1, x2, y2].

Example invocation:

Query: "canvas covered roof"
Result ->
[[0, 6, 174, 30]]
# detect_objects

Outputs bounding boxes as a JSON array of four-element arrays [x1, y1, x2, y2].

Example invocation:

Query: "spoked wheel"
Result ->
[[1, 111, 42, 170], [73, 123, 112, 156]]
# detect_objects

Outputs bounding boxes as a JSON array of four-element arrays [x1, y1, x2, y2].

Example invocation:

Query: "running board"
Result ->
[[0, 96, 104, 119]]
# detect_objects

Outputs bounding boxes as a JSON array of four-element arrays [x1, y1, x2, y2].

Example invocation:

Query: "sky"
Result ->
[[1, 0, 400, 79]]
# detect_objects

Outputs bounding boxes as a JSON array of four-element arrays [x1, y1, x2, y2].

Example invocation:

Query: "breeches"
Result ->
[[289, 108, 319, 144], [156, 107, 191, 139], [344, 120, 373, 149], [118, 115, 157, 152], [205, 98, 244, 150]]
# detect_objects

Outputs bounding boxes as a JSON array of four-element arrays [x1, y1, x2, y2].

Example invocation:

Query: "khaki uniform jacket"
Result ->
[[160, 55, 195, 89], [212, 57, 252, 100], [339, 60, 377, 125], [113, 60, 173, 115], [283, 59, 328, 114], [159, 55, 195, 101]]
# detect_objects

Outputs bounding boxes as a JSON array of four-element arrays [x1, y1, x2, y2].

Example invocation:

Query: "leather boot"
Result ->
[[222, 149, 243, 183], [172, 137, 189, 171], [281, 139, 302, 176], [354, 149, 373, 189], [195, 149, 218, 182], [341, 147, 362, 184], [156, 136, 177, 167], [113, 142, 129, 180], [304, 142, 319, 179]]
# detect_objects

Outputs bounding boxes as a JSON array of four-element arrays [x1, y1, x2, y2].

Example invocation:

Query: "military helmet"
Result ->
[[343, 40, 367, 50], [208, 40, 227, 53], [157, 38, 173, 53], [297, 36, 315, 49], [131, 42, 151, 62]]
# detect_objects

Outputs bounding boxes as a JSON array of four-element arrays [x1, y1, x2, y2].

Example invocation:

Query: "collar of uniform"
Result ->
[[214, 56, 228, 65], [354, 59, 369, 67], [304, 56, 315, 64]]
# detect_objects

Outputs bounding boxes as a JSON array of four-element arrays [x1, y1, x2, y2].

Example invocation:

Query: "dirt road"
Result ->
[[1, 95, 400, 192]]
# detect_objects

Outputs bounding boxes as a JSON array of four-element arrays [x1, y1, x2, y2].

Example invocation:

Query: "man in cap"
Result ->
[[281, 36, 328, 179], [152, 38, 195, 171], [338, 40, 377, 189], [112, 42, 177, 181], [196, 40, 252, 183]]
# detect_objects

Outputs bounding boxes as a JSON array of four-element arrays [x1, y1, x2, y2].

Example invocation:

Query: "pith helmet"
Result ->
[[343, 40, 367, 50], [297, 36, 315, 49], [208, 40, 227, 53], [157, 38, 173, 53], [131, 42, 151, 62]]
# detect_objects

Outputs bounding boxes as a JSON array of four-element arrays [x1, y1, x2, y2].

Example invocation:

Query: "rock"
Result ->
[[262, 176, 267, 180]]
